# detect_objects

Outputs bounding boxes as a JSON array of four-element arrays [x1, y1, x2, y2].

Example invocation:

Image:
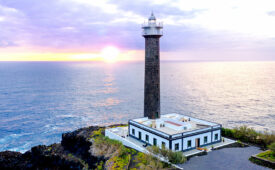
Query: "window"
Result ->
[[146, 134, 149, 142], [187, 140, 192, 148], [132, 129, 135, 135], [155, 112, 159, 118], [138, 131, 141, 140], [161, 142, 165, 148], [215, 134, 218, 140], [155, 55, 159, 59], [175, 143, 179, 151], [204, 136, 208, 144], [153, 138, 157, 146]]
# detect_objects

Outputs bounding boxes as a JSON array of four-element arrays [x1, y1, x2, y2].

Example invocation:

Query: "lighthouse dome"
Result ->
[[149, 12, 156, 20]]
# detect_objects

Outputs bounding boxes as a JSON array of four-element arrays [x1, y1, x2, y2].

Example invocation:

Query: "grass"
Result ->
[[257, 150, 275, 162]]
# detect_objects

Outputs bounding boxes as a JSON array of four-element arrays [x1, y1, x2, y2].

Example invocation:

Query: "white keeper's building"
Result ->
[[128, 113, 221, 151]]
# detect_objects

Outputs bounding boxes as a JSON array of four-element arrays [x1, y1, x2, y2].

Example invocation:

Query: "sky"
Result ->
[[0, 0, 275, 61]]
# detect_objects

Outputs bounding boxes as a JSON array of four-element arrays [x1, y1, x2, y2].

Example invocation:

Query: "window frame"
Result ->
[[215, 133, 218, 140], [175, 143, 179, 151], [138, 131, 142, 140], [145, 134, 149, 142], [153, 138, 157, 146], [187, 140, 192, 148], [204, 136, 208, 144], [161, 142, 165, 148]]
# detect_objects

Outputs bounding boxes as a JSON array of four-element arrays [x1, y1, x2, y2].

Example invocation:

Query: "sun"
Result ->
[[101, 46, 120, 62]]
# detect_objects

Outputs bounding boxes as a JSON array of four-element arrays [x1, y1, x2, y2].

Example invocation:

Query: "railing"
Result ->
[[129, 120, 170, 138], [142, 22, 163, 28], [142, 29, 163, 36]]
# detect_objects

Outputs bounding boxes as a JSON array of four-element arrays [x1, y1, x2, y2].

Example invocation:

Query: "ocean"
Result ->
[[0, 61, 274, 152]]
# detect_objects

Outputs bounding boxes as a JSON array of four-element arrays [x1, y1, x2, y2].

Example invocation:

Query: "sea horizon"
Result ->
[[0, 61, 274, 153]]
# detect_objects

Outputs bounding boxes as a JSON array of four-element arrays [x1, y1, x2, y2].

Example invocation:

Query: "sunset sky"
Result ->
[[0, 0, 275, 61]]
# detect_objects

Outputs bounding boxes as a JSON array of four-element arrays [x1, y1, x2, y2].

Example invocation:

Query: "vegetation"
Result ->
[[90, 128, 171, 170], [147, 145, 187, 164], [269, 142, 275, 153], [91, 129, 132, 169], [95, 161, 104, 170], [222, 126, 275, 148], [132, 152, 170, 170], [67, 153, 89, 170], [256, 150, 275, 162]]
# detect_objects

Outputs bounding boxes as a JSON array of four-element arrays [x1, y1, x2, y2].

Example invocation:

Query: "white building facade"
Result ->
[[128, 114, 222, 152]]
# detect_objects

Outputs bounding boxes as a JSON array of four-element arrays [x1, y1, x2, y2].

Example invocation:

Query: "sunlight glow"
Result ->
[[101, 46, 120, 62]]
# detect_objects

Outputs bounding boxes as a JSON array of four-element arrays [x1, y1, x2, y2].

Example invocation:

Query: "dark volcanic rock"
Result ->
[[0, 124, 126, 169], [29, 144, 84, 169], [0, 151, 31, 169], [0, 145, 85, 169], [61, 126, 103, 169]]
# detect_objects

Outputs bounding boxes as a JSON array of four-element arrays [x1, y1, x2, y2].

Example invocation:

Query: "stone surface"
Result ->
[[144, 35, 162, 119]]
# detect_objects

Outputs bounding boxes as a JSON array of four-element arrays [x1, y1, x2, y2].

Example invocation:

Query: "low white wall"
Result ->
[[105, 129, 148, 153]]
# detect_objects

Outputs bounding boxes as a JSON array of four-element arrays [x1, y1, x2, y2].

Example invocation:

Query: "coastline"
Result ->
[[1, 124, 274, 169]]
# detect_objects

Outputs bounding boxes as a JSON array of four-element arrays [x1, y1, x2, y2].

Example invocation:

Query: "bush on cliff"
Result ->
[[89, 128, 171, 170], [133, 152, 166, 170], [269, 142, 275, 154], [222, 126, 275, 148], [147, 145, 186, 164]]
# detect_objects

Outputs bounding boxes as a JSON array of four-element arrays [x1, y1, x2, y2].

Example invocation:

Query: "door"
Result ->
[[196, 138, 200, 147]]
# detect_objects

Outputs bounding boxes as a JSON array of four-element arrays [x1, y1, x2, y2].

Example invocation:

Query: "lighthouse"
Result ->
[[106, 13, 223, 152], [142, 13, 163, 119]]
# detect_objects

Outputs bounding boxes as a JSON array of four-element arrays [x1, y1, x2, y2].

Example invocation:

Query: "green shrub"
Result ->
[[260, 131, 275, 147], [257, 150, 275, 162], [95, 161, 104, 170], [147, 146, 186, 164], [222, 128, 234, 138], [167, 151, 186, 164], [133, 152, 167, 169], [147, 145, 161, 155], [222, 126, 275, 148], [160, 147, 169, 158], [268, 142, 275, 154]]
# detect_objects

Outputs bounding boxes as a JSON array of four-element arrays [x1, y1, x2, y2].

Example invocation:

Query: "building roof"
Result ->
[[131, 113, 220, 135], [165, 121, 182, 127]]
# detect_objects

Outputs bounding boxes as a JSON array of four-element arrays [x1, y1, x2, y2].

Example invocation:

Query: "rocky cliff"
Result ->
[[0, 125, 123, 170]]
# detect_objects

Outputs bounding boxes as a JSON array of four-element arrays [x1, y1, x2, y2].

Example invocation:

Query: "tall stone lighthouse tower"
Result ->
[[142, 13, 163, 119]]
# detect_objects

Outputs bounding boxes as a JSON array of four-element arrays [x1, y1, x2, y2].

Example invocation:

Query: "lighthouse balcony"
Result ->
[[142, 29, 163, 36], [142, 22, 163, 28]]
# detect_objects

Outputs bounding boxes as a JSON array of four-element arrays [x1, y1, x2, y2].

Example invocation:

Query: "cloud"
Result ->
[[267, 11, 275, 16], [0, 0, 275, 60]]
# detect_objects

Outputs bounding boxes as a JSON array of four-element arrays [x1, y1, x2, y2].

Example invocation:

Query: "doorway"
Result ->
[[196, 138, 200, 147]]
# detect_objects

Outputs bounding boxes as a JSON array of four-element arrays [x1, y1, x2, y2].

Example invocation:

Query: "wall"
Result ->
[[129, 122, 221, 152], [171, 138, 182, 151], [212, 129, 221, 142], [129, 124, 169, 149], [105, 129, 147, 153], [182, 132, 212, 150]]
